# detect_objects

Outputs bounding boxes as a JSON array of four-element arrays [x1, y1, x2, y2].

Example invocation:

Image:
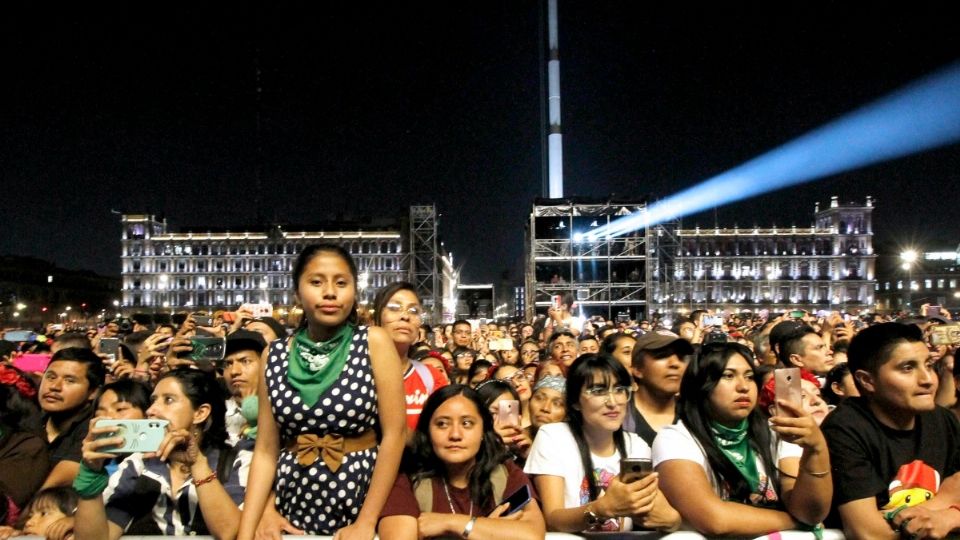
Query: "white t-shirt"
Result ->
[[651, 419, 802, 504], [524, 422, 651, 531]]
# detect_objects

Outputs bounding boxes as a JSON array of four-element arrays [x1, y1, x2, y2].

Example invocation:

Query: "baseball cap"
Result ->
[[633, 329, 694, 355]]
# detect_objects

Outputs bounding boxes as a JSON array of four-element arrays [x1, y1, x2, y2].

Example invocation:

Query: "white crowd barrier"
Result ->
[[16, 531, 846, 539]]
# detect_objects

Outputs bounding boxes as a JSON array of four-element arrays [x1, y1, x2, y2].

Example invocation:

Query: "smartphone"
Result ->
[[926, 305, 942, 318], [100, 337, 121, 362], [179, 336, 226, 367], [222, 312, 236, 323], [774, 367, 802, 416], [497, 484, 532, 516], [241, 302, 273, 318], [552, 295, 563, 310], [3, 330, 36, 342], [789, 310, 805, 319], [489, 338, 512, 351], [498, 400, 520, 427], [49, 324, 64, 331], [931, 324, 960, 346], [620, 458, 653, 483], [95, 419, 169, 453], [193, 315, 213, 327], [703, 315, 723, 327]]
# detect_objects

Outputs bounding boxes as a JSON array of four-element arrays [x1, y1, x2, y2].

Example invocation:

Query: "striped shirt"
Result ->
[[102, 446, 251, 536]]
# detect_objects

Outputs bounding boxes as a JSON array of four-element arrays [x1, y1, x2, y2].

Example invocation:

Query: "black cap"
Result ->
[[225, 329, 267, 356]]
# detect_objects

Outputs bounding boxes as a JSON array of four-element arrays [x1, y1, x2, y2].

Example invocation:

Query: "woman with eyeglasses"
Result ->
[[451, 347, 477, 385], [524, 354, 680, 533], [491, 364, 532, 428], [652, 342, 831, 536], [372, 281, 449, 433]]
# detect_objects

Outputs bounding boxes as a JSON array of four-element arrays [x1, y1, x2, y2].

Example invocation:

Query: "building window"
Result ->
[[159, 262, 167, 271], [235, 277, 243, 288], [938, 279, 945, 289], [925, 279, 932, 289], [197, 261, 206, 271], [133, 260, 141, 272]]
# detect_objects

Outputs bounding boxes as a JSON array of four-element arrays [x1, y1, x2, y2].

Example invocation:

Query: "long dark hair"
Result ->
[[677, 342, 779, 504], [292, 243, 360, 328], [158, 368, 228, 450], [406, 385, 509, 510], [565, 354, 631, 501]]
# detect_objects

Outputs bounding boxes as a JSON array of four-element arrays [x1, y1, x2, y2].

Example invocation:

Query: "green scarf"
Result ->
[[710, 419, 760, 495], [287, 324, 355, 407]]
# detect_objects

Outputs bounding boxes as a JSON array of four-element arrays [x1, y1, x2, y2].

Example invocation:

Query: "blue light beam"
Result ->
[[587, 61, 960, 240]]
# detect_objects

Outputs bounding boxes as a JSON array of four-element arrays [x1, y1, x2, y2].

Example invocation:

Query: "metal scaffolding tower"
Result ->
[[646, 218, 681, 319], [525, 198, 649, 321], [409, 205, 440, 321]]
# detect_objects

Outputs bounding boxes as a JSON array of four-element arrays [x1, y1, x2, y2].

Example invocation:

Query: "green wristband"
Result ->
[[73, 462, 110, 499]]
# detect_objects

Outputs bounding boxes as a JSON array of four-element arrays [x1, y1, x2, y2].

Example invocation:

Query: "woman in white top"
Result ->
[[652, 342, 832, 537], [524, 353, 680, 533]]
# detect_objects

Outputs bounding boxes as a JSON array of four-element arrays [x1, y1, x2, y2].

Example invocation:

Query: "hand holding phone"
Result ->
[[496, 484, 532, 516]]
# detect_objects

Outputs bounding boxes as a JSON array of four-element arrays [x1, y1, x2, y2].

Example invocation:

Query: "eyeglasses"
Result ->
[[383, 303, 422, 318], [583, 385, 633, 404], [501, 371, 534, 384]]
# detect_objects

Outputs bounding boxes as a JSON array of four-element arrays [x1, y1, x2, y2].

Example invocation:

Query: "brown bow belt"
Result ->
[[284, 430, 378, 472]]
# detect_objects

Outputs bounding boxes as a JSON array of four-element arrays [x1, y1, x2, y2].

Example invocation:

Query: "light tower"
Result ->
[[545, 0, 563, 198]]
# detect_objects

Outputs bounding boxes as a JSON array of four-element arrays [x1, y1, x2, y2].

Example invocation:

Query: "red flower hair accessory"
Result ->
[[0, 365, 37, 399]]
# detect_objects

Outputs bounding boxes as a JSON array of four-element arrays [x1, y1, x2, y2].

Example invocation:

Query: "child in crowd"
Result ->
[[19, 488, 77, 540]]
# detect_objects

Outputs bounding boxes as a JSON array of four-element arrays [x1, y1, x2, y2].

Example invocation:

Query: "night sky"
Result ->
[[3, 3, 959, 285]]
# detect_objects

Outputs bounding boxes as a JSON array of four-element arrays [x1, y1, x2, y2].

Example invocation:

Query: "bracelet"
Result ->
[[461, 516, 477, 538], [802, 468, 831, 478], [192, 471, 217, 487]]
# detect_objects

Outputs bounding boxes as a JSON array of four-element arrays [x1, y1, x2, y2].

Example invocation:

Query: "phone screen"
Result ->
[[497, 484, 532, 516]]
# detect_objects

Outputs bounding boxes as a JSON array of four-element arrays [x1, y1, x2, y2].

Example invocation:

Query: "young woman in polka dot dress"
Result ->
[[238, 244, 405, 540]]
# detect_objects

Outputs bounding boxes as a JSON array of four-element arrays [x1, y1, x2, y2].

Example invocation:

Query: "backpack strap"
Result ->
[[490, 464, 509, 504], [413, 476, 434, 513], [411, 360, 435, 395]]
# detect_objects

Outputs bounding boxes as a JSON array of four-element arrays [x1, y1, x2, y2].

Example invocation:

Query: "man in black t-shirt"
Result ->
[[822, 323, 960, 540], [622, 330, 692, 446]]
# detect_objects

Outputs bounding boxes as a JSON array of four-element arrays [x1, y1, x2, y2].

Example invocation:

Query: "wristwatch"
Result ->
[[584, 503, 604, 527], [461, 516, 477, 538]]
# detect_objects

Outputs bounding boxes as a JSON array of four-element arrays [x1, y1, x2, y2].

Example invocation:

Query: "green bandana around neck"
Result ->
[[710, 418, 761, 495], [287, 324, 355, 407]]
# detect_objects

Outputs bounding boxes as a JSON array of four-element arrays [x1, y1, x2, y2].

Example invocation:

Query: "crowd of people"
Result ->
[[2, 242, 960, 539]]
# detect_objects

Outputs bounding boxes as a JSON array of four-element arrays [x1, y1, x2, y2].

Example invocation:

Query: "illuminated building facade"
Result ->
[[875, 248, 960, 313], [526, 196, 877, 321], [120, 208, 447, 319], [664, 196, 876, 313]]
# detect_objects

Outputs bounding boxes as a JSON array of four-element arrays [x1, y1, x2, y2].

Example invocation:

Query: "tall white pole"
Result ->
[[547, 0, 563, 198]]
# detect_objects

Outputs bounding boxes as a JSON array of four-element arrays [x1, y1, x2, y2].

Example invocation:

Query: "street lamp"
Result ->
[[900, 249, 919, 310]]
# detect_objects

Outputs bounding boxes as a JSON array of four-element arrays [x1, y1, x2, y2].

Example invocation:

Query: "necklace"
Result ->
[[441, 477, 474, 517]]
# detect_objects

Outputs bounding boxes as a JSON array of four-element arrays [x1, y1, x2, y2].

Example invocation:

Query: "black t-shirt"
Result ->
[[623, 400, 677, 447], [39, 406, 93, 469], [821, 397, 960, 525]]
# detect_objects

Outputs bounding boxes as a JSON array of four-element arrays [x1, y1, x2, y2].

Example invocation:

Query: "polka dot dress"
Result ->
[[265, 326, 379, 535]]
